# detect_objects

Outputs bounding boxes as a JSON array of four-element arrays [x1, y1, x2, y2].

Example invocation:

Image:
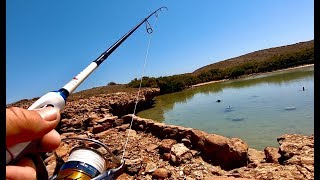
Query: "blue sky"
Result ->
[[6, 0, 314, 104]]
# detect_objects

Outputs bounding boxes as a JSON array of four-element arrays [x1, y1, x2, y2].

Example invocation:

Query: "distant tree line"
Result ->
[[127, 47, 314, 94]]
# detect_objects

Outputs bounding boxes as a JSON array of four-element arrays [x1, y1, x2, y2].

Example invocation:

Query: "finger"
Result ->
[[6, 157, 36, 180], [38, 129, 61, 152], [6, 107, 60, 147]]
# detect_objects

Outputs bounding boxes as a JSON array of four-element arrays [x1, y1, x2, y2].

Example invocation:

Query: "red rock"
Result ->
[[170, 143, 192, 163], [191, 129, 208, 149], [74, 134, 88, 139], [101, 121, 113, 129], [55, 143, 71, 158], [125, 158, 142, 175], [126, 129, 137, 138], [114, 118, 124, 126], [145, 162, 157, 173], [92, 124, 105, 134], [121, 114, 138, 124], [146, 144, 158, 152], [171, 143, 189, 156], [170, 154, 177, 163], [94, 116, 117, 123], [278, 134, 314, 166], [87, 127, 93, 132], [46, 160, 57, 177], [183, 165, 192, 175], [227, 138, 249, 168], [117, 173, 134, 180], [162, 125, 179, 138], [181, 138, 192, 148], [228, 163, 313, 179], [264, 147, 280, 163], [162, 153, 171, 161], [248, 148, 265, 166], [60, 132, 76, 137], [151, 123, 167, 136], [117, 124, 130, 131], [89, 112, 100, 120], [203, 135, 248, 170], [159, 139, 177, 152], [152, 168, 169, 179], [210, 166, 226, 176]]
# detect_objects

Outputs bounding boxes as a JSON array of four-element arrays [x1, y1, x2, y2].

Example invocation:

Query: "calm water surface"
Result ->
[[137, 66, 314, 150]]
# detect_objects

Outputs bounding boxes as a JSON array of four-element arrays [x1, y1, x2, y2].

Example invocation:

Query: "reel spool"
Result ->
[[49, 137, 125, 180]]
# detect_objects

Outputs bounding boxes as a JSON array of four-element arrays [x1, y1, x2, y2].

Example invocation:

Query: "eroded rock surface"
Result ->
[[264, 146, 280, 164], [278, 134, 314, 166], [247, 148, 265, 166]]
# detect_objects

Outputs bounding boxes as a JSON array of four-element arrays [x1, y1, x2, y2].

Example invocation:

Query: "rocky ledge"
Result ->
[[8, 88, 314, 179]]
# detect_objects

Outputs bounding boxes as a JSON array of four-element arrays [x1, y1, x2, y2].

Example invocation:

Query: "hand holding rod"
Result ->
[[6, 6, 167, 165]]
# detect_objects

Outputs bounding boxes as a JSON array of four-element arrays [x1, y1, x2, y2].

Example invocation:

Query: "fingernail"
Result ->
[[37, 107, 59, 121]]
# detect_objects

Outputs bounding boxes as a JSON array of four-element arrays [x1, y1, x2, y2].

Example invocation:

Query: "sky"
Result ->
[[6, 0, 314, 104]]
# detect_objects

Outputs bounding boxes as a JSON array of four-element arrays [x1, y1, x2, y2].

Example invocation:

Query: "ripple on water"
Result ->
[[224, 106, 234, 113], [231, 117, 245, 122], [284, 107, 296, 111], [225, 111, 247, 122]]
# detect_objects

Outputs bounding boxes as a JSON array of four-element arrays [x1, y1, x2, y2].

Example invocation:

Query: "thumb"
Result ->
[[6, 107, 60, 147]]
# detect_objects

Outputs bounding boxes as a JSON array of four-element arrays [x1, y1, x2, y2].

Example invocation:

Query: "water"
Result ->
[[137, 66, 314, 150]]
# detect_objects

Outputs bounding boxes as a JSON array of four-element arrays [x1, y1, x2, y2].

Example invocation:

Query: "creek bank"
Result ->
[[7, 88, 314, 179]]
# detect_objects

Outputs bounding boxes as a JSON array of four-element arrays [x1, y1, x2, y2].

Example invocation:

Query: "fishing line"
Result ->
[[121, 15, 159, 160], [67, 148, 106, 174]]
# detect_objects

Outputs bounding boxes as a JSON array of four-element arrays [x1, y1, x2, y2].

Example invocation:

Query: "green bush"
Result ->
[[107, 81, 117, 86]]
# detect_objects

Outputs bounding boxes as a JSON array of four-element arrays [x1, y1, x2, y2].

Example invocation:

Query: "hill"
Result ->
[[194, 40, 314, 74]]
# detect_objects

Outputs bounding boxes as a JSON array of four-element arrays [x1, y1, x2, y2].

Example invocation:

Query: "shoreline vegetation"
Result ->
[[191, 63, 314, 88], [128, 40, 314, 95]]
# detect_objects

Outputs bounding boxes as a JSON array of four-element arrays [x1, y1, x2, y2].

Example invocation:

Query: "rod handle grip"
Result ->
[[6, 91, 66, 164]]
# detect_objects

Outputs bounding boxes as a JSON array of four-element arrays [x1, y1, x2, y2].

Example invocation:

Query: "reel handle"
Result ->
[[6, 91, 66, 164]]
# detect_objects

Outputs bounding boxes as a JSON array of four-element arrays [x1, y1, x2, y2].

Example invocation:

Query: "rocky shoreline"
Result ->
[[8, 88, 314, 179]]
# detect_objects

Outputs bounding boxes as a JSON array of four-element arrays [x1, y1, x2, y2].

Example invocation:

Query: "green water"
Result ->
[[137, 66, 314, 150]]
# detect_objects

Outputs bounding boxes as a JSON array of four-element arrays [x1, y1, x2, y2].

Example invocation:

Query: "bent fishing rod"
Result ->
[[7, 6, 167, 177]]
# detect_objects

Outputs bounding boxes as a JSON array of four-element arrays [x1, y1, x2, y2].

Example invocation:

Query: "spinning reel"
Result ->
[[49, 137, 125, 180]]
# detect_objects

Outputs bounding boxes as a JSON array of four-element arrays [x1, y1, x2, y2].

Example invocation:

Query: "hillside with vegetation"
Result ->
[[194, 40, 314, 73], [128, 40, 314, 94]]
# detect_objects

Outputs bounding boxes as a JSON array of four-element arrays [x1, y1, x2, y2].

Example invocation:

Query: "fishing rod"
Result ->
[[6, 6, 167, 179]]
